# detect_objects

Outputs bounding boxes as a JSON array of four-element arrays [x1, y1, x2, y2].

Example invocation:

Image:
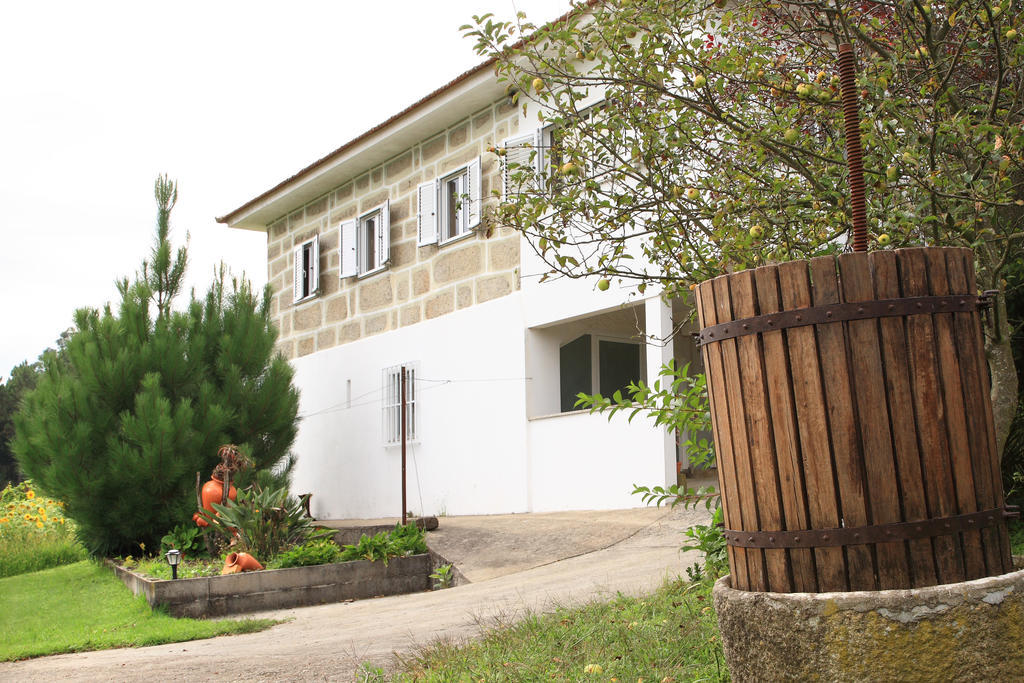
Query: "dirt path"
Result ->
[[1, 505, 709, 681]]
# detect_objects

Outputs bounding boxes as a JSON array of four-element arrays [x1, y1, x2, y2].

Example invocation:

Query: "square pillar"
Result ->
[[644, 295, 677, 486]]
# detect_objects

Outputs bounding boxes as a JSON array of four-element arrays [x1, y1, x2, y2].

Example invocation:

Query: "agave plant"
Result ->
[[208, 484, 331, 561]]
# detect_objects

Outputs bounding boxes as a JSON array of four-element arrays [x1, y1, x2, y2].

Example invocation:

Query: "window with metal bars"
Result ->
[[382, 363, 417, 445]]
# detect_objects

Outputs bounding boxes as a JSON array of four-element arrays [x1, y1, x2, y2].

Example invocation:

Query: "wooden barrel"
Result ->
[[695, 247, 1013, 593]]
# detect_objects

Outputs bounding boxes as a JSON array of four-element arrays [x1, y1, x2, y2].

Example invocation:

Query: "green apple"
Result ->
[[796, 83, 812, 97], [784, 128, 799, 144], [597, 278, 611, 291], [886, 166, 899, 181], [560, 161, 577, 175], [693, 74, 707, 88], [877, 233, 892, 246], [1007, 29, 1018, 40], [685, 187, 700, 200], [532, 77, 545, 94], [749, 224, 765, 239]]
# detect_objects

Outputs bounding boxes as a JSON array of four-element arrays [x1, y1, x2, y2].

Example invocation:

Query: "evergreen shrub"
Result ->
[[13, 177, 299, 556]]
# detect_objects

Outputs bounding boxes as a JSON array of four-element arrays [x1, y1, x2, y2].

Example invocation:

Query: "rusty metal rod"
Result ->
[[401, 365, 407, 526], [838, 43, 868, 252]]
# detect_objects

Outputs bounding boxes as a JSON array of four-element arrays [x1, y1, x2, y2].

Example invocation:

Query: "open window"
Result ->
[[292, 235, 319, 304], [417, 158, 481, 247], [501, 130, 542, 200], [559, 334, 643, 412], [537, 102, 609, 192], [339, 200, 390, 279]]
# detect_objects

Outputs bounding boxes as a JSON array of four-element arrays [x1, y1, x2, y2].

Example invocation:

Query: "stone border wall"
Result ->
[[267, 99, 524, 360], [713, 558, 1024, 682], [108, 554, 431, 618]]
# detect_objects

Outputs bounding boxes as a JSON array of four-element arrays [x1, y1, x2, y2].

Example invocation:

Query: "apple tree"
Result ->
[[464, 0, 1023, 457]]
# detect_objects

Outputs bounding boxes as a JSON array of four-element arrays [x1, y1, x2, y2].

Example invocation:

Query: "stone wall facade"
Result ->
[[265, 99, 523, 359]]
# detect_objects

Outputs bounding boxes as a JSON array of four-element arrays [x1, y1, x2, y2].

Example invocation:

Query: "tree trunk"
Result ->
[[987, 291, 1019, 464]]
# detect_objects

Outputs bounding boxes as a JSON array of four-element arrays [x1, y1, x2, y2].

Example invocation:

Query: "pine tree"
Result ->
[[13, 177, 299, 556]]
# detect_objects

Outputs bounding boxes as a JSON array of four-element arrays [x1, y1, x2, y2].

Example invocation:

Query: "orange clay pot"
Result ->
[[222, 551, 263, 575], [194, 477, 237, 527]]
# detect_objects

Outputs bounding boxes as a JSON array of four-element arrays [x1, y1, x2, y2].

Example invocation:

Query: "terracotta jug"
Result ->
[[222, 551, 263, 575], [194, 477, 237, 527]]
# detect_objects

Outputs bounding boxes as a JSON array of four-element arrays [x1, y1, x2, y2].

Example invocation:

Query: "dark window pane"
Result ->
[[598, 340, 641, 399], [559, 334, 592, 412]]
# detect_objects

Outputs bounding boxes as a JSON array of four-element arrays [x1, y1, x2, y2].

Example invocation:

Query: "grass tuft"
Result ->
[[1010, 520, 1024, 557], [0, 561, 278, 661], [387, 577, 727, 681]]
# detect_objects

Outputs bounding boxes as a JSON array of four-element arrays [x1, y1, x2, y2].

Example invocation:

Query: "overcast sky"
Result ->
[[0, 0, 571, 377]]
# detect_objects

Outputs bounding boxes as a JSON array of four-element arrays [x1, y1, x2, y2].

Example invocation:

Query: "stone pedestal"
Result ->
[[713, 560, 1024, 681]]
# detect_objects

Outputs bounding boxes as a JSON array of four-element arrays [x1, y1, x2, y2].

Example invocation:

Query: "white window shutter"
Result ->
[[417, 180, 439, 246], [310, 235, 320, 296], [292, 245, 303, 303], [378, 199, 390, 266], [339, 219, 357, 278], [537, 126, 551, 190], [502, 130, 539, 200], [467, 156, 481, 230]]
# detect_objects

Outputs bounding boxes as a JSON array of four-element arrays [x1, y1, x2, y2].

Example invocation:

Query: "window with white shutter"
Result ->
[[466, 157, 481, 229], [292, 236, 320, 304], [309, 234, 319, 296], [379, 199, 390, 266], [502, 130, 541, 200], [357, 201, 390, 276], [419, 157, 481, 247], [292, 246, 302, 304], [417, 179, 438, 246], [338, 219, 357, 278]]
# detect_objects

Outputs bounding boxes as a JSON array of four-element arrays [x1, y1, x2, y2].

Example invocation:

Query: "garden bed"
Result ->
[[108, 554, 431, 618]]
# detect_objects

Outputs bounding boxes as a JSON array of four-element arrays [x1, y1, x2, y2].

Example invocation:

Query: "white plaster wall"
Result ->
[[527, 410, 670, 511], [520, 235, 649, 329], [289, 292, 530, 520]]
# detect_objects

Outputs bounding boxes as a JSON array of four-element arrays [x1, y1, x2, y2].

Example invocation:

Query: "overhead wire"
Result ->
[[299, 375, 533, 419]]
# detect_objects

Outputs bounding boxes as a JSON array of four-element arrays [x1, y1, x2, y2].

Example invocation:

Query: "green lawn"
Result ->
[[385, 577, 727, 682], [0, 561, 278, 661]]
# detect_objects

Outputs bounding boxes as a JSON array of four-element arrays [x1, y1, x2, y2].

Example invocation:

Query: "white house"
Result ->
[[217, 45, 704, 520]]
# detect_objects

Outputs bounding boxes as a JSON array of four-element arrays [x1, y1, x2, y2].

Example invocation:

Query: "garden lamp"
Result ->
[[165, 549, 181, 580]]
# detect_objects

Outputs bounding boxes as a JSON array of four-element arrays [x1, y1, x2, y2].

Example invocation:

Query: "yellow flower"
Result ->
[[0, 517, 8, 524], [25, 490, 35, 500], [24, 514, 33, 521], [38, 506, 46, 514], [36, 521, 44, 528], [58, 518, 66, 525]]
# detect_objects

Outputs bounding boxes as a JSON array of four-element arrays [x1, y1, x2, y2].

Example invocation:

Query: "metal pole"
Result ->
[[401, 365, 407, 526], [838, 43, 868, 252]]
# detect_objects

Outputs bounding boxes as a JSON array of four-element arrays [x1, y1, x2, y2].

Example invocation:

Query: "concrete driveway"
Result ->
[[1, 504, 711, 681]]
